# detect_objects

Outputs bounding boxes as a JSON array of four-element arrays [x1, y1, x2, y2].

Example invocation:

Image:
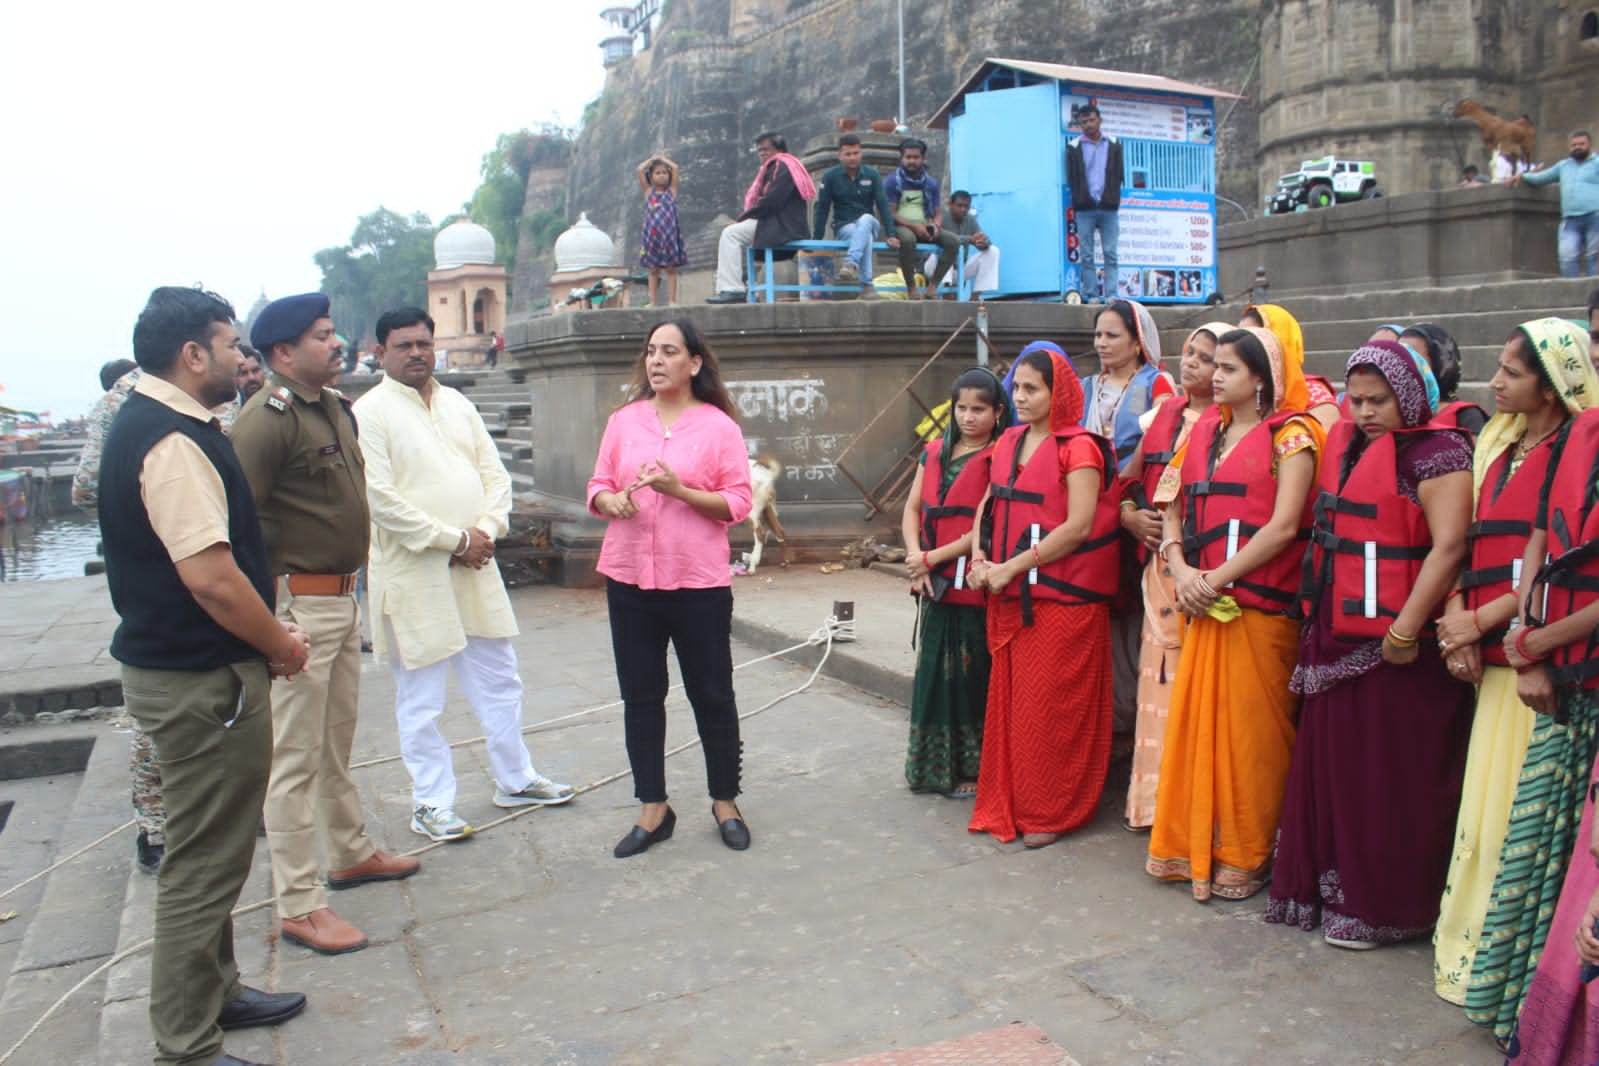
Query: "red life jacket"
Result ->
[[986, 424, 1121, 625], [1436, 400, 1488, 436], [1461, 435, 1558, 667], [1305, 420, 1462, 639], [1530, 410, 1599, 690], [1179, 408, 1316, 615], [1132, 395, 1191, 508], [919, 439, 992, 608]]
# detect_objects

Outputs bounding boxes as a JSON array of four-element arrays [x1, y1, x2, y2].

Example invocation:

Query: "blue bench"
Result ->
[[744, 240, 973, 303]]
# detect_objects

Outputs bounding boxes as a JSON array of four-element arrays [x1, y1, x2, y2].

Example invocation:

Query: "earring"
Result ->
[[1255, 383, 1264, 413]]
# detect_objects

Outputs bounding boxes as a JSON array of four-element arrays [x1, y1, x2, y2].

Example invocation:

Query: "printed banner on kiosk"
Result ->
[[1064, 191, 1217, 302]]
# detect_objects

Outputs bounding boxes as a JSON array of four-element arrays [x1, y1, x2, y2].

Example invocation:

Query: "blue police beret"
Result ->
[[250, 293, 331, 352]]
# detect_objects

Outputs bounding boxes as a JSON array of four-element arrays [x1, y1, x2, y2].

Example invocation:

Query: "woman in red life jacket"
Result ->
[[901, 366, 1014, 797], [1120, 322, 1224, 831], [967, 344, 1119, 849], [1463, 320, 1599, 1046], [1144, 327, 1324, 901], [1431, 317, 1599, 1007], [1507, 347, 1599, 1066], [1265, 341, 1476, 949], [1241, 303, 1341, 430]]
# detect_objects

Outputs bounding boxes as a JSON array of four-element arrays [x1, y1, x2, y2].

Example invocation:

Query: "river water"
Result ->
[[0, 513, 103, 581]]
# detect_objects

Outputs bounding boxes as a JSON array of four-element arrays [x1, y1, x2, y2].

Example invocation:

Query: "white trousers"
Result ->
[[715, 218, 759, 293], [925, 245, 1002, 293], [389, 632, 538, 808]]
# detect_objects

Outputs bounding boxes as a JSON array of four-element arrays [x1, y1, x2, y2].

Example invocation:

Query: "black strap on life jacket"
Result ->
[[1460, 519, 1534, 592], [1308, 527, 1431, 561], [1546, 625, 1599, 690], [1008, 527, 1118, 626], [1467, 518, 1532, 542], [991, 484, 1043, 505]]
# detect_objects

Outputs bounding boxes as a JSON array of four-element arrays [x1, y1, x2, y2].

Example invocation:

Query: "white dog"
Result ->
[[746, 456, 792, 574]]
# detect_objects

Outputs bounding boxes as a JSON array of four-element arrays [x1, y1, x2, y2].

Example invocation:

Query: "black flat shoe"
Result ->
[[714, 805, 751, 851], [704, 291, 748, 304], [613, 806, 675, 858], [217, 985, 307, 1030]]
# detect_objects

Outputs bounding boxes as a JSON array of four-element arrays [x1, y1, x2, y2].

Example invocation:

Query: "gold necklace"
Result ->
[[1514, 426, 1558, 460]]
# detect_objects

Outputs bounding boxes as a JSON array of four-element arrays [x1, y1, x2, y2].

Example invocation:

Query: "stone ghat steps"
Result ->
[[0, 727, 135, 1064], [1153, 277, 1593, 399]]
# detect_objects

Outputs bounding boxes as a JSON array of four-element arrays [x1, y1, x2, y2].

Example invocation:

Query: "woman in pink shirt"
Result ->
[[587, 319, 754, 858]]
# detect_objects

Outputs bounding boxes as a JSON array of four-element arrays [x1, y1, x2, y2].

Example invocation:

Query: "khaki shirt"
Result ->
[[134, 374, 231, 563], [230, 371, 369, 574]]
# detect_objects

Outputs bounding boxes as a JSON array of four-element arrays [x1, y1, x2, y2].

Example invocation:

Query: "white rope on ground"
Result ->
[[349, 633, 824, 770], [0, 819, 136, 904], [0, 616, 844, 1066], [0, 634, 828, 898]]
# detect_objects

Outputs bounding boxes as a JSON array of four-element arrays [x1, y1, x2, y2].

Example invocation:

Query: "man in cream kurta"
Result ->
[[355, 308, 574, 842]]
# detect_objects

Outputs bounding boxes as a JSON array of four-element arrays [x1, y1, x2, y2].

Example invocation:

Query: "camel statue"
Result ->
[[1454, 99, 1536, 166]]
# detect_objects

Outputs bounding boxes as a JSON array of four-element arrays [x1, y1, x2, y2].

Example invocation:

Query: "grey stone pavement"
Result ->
[[0, 576, 123, 718], [0, 569, 1502, 1065]]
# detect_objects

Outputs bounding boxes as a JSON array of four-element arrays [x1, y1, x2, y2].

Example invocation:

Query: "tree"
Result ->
[[468, 127, 574, 269], [314, 207, 435, 348]]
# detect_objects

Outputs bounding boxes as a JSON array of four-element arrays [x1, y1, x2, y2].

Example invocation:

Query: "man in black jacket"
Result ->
[[1064, 105, 1124, 302], [103, 285, 311, 1066], [707, 132, 815, 304]]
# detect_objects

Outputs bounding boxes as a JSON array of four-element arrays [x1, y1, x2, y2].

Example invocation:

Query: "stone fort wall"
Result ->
[[1258, 0, 1599, 204], [551, 0, 1596, 282], [563, 0, 1266, 271]]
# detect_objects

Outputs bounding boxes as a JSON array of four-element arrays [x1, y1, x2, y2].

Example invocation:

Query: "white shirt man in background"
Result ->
[[354, 307, 574, 843]]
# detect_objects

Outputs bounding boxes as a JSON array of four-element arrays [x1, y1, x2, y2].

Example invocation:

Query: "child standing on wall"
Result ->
[[637, 155, 688, 306]]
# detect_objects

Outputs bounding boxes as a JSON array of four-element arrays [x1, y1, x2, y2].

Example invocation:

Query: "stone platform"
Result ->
[[0, 571, 1504, 1064]]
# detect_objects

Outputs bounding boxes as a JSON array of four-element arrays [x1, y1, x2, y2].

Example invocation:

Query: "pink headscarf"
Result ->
[[743, 154, 817, 212]]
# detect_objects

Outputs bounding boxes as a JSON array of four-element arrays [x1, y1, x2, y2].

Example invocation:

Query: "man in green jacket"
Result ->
[[812, 134, 898, 292]]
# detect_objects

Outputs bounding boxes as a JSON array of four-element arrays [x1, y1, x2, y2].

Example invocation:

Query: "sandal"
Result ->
[[946, 784, 978, 799]]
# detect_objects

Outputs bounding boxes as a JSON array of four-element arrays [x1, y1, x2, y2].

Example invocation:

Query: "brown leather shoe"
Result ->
[[279, 908, 368, 955], [327, 848, 420, 890]]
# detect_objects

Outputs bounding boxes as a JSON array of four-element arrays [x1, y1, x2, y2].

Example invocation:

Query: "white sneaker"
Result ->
[[411, 805, 473, 842], [493, 773, 576, 808]]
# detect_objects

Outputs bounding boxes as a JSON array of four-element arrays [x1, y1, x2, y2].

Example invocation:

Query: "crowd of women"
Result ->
[[576, 304, 1599, 1062], [901, 293, 1599, 1063]]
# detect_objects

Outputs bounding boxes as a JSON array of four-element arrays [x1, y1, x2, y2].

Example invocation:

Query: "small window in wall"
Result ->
[[1583, 10, 1599, 44], [437, 296, 448, 305]]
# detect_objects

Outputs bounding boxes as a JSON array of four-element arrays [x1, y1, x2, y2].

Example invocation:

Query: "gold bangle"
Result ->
[[1385, 625, 1418, 648]]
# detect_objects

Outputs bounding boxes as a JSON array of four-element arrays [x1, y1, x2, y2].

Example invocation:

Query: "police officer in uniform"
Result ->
[[233, 293, 419, 956]]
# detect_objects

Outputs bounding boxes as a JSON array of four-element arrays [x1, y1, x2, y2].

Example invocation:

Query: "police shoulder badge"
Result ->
[[266, 385, 293, 413]]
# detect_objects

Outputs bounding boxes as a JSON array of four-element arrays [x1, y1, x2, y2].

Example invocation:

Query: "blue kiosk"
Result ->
[[929, 59, 1240, 304]]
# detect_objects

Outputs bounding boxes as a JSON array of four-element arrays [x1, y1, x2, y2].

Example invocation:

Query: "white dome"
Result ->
[[553, 212, 617, 272], [434, 220, 497, 269]]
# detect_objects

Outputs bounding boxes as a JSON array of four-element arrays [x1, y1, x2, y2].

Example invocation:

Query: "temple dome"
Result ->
[[553, 212, 617, 272], [434, 220, 497, 269]]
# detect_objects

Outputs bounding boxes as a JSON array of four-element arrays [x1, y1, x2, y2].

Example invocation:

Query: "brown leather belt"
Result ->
[[284, 573, 359, 596]]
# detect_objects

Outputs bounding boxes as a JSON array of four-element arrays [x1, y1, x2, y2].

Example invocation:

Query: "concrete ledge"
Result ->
[[728, 566, 915, 707], [1219, 184, 1560, 296]]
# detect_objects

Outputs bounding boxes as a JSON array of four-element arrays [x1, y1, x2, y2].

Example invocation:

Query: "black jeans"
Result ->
[[606, 579, 742, 803]]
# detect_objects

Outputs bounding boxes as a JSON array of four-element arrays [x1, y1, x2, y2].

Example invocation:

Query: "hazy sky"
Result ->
[[0, 0, 608, 423]]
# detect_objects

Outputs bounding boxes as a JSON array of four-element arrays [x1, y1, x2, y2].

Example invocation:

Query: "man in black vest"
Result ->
[[101, 286, 311, 1065]]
